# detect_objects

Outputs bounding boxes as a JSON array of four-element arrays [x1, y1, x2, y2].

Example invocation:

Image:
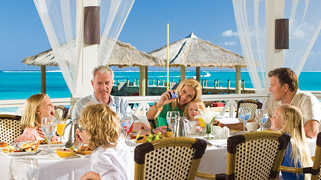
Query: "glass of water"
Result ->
[[10, 158, 39, 180], [256, 109, 268, 131], [41, 117, 57, 153], [166, 111, 180, 130]]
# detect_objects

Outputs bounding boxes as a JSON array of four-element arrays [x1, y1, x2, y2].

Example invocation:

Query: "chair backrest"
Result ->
[[134, 137, 207, 180], [311, 132, 321, 180], [0, 114, 22, 144], [235, 99, 263, 120], [226, 131, 290, 180], [54, 105, 69, 121]]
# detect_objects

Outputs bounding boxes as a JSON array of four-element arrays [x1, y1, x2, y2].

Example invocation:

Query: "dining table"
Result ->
[[0, 117, 317, 180]]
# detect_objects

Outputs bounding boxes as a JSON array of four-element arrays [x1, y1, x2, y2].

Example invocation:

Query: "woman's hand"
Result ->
[[76, 129, 90, 144], [157, 90, 177, 107]]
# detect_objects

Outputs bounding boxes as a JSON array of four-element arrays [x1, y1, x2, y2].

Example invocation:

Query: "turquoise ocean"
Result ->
[[1, 70, 321, 101]]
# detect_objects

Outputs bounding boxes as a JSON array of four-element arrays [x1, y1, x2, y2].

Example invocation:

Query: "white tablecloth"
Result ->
[[0, 121, 317, 180]]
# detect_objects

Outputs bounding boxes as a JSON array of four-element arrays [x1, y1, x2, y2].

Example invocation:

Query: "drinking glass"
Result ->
[[238, 107, 251, 132], [256, 109, 268, 131], [56, 121, 67, 142], [166, 111, 180, 131], [120, 113, 133, 142], [10, 158, 39, 180], [73, 120, 83, 150], [41, 117, 57, 153]]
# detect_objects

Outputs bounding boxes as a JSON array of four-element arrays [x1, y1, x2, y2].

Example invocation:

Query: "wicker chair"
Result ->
[[235, 99, 263, 120], [196, 131, 290, 180], [279, 132, 321, 180], [54, 105, 69, 121], [0, 114, 22, 144], [134, 137, 207, 180]]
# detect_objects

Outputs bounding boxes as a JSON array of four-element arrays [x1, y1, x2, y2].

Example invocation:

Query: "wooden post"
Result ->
[[235, 65, 241, 94], [145, 66, 148, 95], [217, 79, 219, 87], [133, 79, 136, 86], [227, 79, 230, 90], [202, 79, 204, 87], [242, 80, 245, 92], [162, 79, 165, 86], [157, 79, 160, 87], [139, 66, 146, 96], [196, 67, 200, 82], [214, 80, 217, 89], [41, 65, 46, 93], [180, 65, 186, 82]]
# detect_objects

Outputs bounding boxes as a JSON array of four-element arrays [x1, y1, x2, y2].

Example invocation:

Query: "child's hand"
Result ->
[[76, 129, 90, 144]]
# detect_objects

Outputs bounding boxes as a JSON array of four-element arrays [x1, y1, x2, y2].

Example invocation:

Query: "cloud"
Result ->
[[222, 30, 238, 37], [310, 50, 321, 56], [222, 41, 237, 46]]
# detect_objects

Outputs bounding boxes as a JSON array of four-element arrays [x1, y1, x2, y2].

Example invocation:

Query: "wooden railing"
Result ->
[[1, 91, 320, 117]]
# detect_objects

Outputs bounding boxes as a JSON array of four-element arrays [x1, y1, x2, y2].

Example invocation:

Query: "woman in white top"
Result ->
[[76, 104, 134, 180]]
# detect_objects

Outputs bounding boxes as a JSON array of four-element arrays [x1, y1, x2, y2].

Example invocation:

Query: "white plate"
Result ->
[[1, 150, 40, 156], [39, 143, 64, 148]]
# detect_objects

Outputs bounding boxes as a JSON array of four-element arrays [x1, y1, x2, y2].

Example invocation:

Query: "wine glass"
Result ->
[[56, 120, 67, 142], [120, 113, 133, 142], [41, 117, 57, 153], [238, 107, 251, 132], [166, 111, 180, 131], [10, 158, 39, 180], [256, 109, 268, 131]]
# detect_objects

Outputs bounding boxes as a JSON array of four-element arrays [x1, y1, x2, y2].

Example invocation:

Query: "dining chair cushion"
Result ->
[[0, 114, 22, 144]]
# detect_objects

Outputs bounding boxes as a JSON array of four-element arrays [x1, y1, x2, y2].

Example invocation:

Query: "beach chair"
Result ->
[[235, 99, 263, 120], [196, 131, 290, 180], [0, 114, 22, 144], [134, 137, 207, 180]]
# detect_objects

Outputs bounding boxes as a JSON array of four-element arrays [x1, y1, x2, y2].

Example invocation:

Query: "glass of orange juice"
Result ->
[[198, 118, 206, 128], [57, 121, 67, 142]]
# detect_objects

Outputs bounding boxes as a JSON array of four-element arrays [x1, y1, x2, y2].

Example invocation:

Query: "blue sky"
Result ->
[[0, 0, 320, 71]]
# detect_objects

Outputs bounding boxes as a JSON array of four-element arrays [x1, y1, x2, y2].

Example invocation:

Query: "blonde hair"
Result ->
[[278, 104, 312, 174], [21, 93, 47, 129], [172, 78, 202, 110], [183, 99, 206, 120], [80, 104, 121, 150]]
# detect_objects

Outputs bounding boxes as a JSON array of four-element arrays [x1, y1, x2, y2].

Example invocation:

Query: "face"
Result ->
[[91, 71, 114, 103], [187, 102, 200, 121], [178, 85, 196, 106], [269, 76, 287, 101], [37, 95, 54, 121], [270, 107, 285, 130]]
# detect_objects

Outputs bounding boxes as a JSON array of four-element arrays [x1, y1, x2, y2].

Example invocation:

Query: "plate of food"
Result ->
[[39, 141, 64, 148], [1, 141, 40, 156], [75, 145, 93, 156]]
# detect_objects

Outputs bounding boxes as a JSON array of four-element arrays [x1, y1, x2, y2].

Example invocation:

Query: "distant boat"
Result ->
[[193, 71, 211, 79]]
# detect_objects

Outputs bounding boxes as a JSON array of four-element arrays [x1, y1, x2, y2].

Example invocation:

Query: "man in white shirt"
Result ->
[[219, 67, 321, 138], [72, 66, 131, 121], [265, 67, 321, 138]]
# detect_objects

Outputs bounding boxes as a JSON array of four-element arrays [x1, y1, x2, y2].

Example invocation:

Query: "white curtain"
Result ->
[[232, 0, 321, 91], [33, 0, 134, 97]]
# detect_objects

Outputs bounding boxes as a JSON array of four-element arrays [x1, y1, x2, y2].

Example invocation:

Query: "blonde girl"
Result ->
[[77, 104, 133, 180], [271, 104, 312, 180], [15, 93, 57, 142]]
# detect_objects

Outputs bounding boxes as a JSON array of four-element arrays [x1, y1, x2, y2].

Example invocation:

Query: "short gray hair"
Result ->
[[92, 66, 114, 81]]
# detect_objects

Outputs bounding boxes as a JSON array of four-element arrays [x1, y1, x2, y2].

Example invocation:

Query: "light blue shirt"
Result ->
[[72, 93, 132, 121]]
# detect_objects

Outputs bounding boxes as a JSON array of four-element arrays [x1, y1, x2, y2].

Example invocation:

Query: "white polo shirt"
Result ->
[[265, 90, 321, 128]]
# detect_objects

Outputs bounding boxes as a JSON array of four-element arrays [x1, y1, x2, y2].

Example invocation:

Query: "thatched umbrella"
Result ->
[[23, 40, 164, 96], [149, 32, 246, 93]]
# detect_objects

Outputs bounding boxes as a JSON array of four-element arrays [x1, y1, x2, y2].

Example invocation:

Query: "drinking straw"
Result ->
[[167, 23, 169, 90]]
